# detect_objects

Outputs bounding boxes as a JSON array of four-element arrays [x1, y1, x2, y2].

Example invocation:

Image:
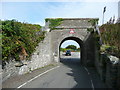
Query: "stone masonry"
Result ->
[[95, 52, 120, 89], [49, 18, 97, 66], [2, 32, 52, 82]]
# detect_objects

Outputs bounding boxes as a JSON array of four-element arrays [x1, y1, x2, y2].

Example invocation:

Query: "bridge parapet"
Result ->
[[45, 18, 98, 30]]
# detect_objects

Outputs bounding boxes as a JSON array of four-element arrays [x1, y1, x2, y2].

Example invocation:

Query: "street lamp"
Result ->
[[102, 6, 106, 24]]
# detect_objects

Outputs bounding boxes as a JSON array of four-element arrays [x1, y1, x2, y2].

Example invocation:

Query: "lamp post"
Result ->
[[102, 6, 106, 24]]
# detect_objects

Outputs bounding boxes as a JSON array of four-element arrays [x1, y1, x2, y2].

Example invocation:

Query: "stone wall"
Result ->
[[83, 33, 95, 67], [2, 32, 52, 82], [95, 52, 120, 89], [105, 56, 120, 89]]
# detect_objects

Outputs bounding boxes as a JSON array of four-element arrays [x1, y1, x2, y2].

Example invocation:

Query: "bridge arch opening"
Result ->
[[59, 36, 84, 64]]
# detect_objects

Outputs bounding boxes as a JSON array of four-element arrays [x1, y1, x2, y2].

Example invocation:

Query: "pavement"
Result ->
[[2, 52, 107, 89]]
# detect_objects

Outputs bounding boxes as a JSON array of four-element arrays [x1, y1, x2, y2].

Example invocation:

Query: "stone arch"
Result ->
[[51, 30, 95, 66]]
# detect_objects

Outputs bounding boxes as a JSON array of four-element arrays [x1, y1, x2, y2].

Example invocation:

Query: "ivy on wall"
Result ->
[[45, 18, 63, 30], [88, 19, 99, 26], [87, 28, 94, 33], [87, 19, 100, 48]]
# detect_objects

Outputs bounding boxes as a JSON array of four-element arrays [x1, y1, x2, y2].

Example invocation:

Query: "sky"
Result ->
[[1, 1, 119, 26], [61, 40, 80, 48], [1, 0, 119, 48], [118, 1, 120, 18]]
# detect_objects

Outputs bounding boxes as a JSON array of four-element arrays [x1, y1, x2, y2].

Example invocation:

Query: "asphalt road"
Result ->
[[60, 51, 80, 59], [17, 52, 105, 89]]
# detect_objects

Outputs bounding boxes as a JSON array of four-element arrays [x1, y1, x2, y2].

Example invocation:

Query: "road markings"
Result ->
[[16, 65, 60, 89], [84, 67, 90, 75], [84, 67, 94, 90], [91, 79, 94, 90]]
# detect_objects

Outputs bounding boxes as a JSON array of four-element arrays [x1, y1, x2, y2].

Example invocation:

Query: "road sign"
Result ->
[[69, 29, 75, 34]]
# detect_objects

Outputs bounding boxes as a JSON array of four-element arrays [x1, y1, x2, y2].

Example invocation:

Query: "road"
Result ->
[[60, 51, 80, 59], [16, 52, 105, 88]]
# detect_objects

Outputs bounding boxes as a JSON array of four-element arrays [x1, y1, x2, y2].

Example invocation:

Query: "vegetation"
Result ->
[[60, 45, 80, 52], [99, 23, 120, 58], [87, 19, 101, 48], [87, 18, 120, 58], [88, 19, 99, 26], [60, 48, 66, 52], [66, 45, 77, 50], [45, 18, 63, 30], [87, 28, 94, 33], [1, 19, 46, 61], [60, 48, 80, 52]]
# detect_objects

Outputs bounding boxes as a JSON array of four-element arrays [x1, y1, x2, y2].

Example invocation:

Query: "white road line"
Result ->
[[84, 67, 90, 75], [91, 79, 94, 90], [16, 65, 60, 89], [84, 67, 94, 90]]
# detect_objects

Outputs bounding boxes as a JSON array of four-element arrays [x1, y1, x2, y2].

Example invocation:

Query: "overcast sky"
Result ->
[[1, 0, 119, 48]]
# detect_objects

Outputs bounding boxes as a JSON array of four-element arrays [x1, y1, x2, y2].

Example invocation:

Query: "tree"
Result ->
[[60, 48, 66, 52], [65, 45, 77, 50]]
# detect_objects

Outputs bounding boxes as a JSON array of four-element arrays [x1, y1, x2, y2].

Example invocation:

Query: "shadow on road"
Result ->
[[60, 57, 106, 89], [60, 58, 91, 88]]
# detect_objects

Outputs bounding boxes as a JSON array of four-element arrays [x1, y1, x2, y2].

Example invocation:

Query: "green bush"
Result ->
[[100, 45, 118, 55], [100, 23, 120, 58], [1, 19, 46, 61]]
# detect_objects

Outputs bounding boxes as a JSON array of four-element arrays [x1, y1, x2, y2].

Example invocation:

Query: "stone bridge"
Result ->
[[47, 18, 98, 66]]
